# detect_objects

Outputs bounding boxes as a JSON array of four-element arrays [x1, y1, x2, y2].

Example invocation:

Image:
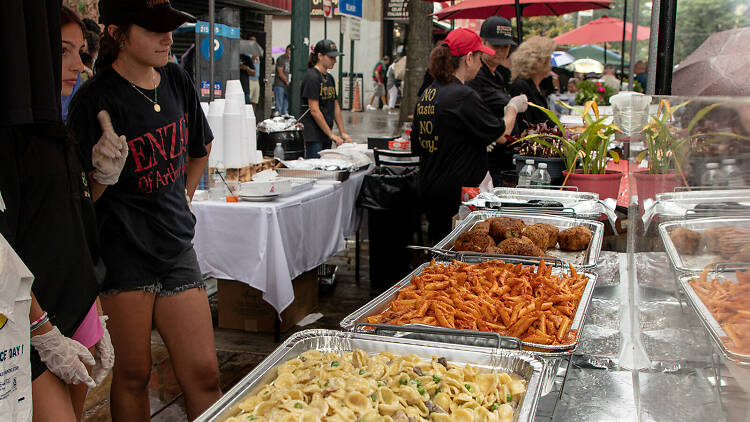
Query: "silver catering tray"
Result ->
[[658, 217, 750, 273], [492, 188, 600, 218], [677, 268, 750, 365], [195, 329, 546, 422], [436, 211, 604, 270], [654, 189, 750, 221], [276, 167, 350, 181], [340, 259, 598, 354]]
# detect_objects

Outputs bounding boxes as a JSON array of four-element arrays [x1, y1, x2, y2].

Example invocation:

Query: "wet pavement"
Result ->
[[82, 109, 399, 421]]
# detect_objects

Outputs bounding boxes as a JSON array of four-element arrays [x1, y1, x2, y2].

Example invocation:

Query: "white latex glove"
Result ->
[[91, 315, 114, 386], [505, 94, 529, 114], [30, 326, 96, 388], [487, 143, 496, 152], [92, 110, 128, 185]]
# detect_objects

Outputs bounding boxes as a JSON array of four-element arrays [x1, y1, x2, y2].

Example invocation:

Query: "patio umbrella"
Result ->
[[432, 0, 613, 43], [570, 58, 604, 74], [672, 27, 750, 96], [240, 39, 264, 58], [553, 15, 650, 44], [567, 44, 625, 66], [552, 51, 575, 67]]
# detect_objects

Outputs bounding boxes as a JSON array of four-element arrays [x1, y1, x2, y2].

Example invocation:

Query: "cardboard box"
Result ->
[[218, 270, 318, 333]]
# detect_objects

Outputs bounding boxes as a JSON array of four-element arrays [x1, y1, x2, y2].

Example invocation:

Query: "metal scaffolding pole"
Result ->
[[208, 0, 215, 101], [290, 0, 311, 117]]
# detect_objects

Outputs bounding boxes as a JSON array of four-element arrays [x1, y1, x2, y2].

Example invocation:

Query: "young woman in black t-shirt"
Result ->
[[66, 1, 221, 419], [300, 39, 353, 158], [411, 28, 528, 243]]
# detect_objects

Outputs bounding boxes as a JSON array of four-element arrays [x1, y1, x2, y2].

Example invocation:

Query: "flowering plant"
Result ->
[[575, 80, 616, 105]]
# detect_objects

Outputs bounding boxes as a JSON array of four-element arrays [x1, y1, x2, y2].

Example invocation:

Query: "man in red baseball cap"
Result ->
[[411, 27, 527, 242]]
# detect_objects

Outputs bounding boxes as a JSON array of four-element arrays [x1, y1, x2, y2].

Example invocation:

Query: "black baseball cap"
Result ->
[[99, 0, 196, 33], [480, 16, 517, 46], [314, 40, 344, 57]]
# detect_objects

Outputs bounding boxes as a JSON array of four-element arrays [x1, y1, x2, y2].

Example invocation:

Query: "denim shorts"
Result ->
[[101, 247, 205, 297]]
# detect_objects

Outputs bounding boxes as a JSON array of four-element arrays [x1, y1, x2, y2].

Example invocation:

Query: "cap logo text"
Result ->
[[147, 0, 170, 8], [497, 26, 512, 36]]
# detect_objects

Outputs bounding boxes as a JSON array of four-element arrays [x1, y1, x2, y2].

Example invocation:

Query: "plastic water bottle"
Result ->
[[518, 159, 536, 186], [273, 142, 285, 160], [531, 163, 551, 188], [210, 168, 226, 200], [701, 162, 722, 187], [721, 158, 743, 187]]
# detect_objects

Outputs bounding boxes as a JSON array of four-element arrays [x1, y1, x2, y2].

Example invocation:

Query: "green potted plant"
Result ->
[[514, 101, 623, 200], [633, 99, 746, 206]]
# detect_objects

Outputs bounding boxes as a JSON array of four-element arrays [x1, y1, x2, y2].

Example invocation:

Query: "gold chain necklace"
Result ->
[[127, 71, 161, 112]]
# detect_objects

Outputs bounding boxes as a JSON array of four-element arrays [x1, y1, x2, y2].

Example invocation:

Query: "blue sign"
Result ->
[[200, 37, 224, 61], [338, 0, 362, 18], [195, 21, 240, 39]]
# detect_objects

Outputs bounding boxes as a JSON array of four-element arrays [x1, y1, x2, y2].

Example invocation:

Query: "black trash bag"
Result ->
[[357, 166, 420, 292], [357, 166, 419, 211]]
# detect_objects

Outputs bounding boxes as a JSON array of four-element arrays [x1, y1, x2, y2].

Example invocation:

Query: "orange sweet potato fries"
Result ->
[[366, 260, 589, 345], [689, 269, 750, 354]]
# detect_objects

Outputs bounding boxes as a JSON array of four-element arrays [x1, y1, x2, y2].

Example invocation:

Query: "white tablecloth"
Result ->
[[192, 170, 367, 314]]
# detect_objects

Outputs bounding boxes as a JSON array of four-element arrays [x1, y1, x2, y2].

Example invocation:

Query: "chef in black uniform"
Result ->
[[411, 28, 528, 243], [467, 16, 520, 187]]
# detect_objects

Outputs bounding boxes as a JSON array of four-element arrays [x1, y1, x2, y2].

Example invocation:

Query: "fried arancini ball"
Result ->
[[471, 221, 491, 235], [495, 236, 545, 257], [536, 223, 559, 248], [730, 243, 750, 262], [521, 224, 553, 250], [454, 231, 495, 252], [669, 227, 702, 255], [488, 217, 526, 243], [558, 225, 593, 251]]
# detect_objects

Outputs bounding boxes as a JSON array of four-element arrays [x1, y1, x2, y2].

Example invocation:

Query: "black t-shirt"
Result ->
[[301, 67, 337, 147], [67, 63, 212, 288], [0, 126, 103, 379], [2, 0, 62, 127], [411, 79, 505, 202], [510, 78, 554, 132], [467, 62, 517, 172], [239, 54, 254, 94]]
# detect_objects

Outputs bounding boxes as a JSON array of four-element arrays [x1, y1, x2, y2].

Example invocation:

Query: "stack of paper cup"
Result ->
[[244, 104, 262, 163], [223, 95, 248, 168], [207, 99, 225, 168]]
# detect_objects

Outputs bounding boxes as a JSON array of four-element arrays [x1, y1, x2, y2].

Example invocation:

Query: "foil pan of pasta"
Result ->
[[658, 217, 750, 274], [340, 259, 598, 354], [435, 211, 604, 270], [195, 329, 546, 422], [679, 265, 750, 363]]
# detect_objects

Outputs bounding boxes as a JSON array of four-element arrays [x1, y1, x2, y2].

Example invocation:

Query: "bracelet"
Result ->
[[30, 312, 49, 333]]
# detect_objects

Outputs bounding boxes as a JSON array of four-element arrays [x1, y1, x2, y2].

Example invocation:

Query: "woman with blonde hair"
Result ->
[[509, 36, 557, 131]]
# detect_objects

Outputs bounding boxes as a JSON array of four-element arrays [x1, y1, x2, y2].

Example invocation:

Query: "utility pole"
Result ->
[[290, 1, 311, 117], [398, 0, 432, 130]]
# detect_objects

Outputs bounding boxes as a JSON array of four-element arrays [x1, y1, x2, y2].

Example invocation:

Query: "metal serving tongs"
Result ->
[[407, 246, 566, 269]]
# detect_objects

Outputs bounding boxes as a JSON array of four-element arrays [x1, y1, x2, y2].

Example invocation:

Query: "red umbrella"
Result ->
[[553, 15, 650, 44], [433, 0, 613, 20]]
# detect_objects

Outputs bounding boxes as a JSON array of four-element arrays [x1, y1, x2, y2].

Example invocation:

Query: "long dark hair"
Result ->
[[429, 44, 462, 84], [307, 52, 321, 68], [95, 23, 133, 73]]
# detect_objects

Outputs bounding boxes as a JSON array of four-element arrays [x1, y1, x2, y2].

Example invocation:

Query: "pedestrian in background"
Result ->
[[274, 44, 291, 115], [367, 56, 390, 110]]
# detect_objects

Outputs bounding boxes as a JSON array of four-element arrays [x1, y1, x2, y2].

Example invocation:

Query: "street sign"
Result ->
[[349, 16, 361, 41], [322, 0, 333, 17], [338, 0, 362, 18]]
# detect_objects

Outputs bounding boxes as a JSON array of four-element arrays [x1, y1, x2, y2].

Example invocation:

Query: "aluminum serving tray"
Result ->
[[340, 260, 598, 354], [195, 329, 546, 422], [276, 167, 350, 181], [658, 217, 750, 274], [654, 189, 750, 221], [678, 269, 750, 365], [436, 211, 604, 270]]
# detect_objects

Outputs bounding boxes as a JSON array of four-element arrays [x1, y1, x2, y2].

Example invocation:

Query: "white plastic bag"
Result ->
[[0, 234, 34, 421]]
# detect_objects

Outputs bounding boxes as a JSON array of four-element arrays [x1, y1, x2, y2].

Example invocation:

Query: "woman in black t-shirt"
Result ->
[[412, 28, 527, 243], [509, 36, 557, 132], [300, 39, 352, 158], [66, 1, 221, 419]]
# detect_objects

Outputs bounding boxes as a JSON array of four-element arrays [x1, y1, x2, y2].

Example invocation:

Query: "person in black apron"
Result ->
[[411, 28, 528, 243], [467, 16, 520, 187], [300, 40, 352, 158]]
